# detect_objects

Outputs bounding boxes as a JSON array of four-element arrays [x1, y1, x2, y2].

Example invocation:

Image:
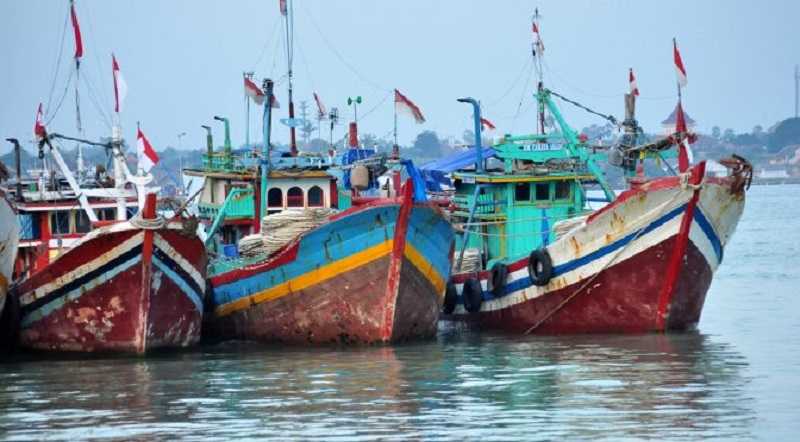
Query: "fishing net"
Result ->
[[239, 208, 337, 258]]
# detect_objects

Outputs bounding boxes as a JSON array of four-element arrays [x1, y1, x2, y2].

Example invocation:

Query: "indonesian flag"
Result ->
[[532, 21, 544, 55], [34, 103, 46, 140], [244, 77, 265, 105], [313, 92, 327, 118], [394, 89, 425, 124], [70, 2, 83, 60], [629, 68, 639, 96], [279, 0, 287, 16], [674, 102, 694, 172], [480, 117, 496, 132], [137, 128, 159, 173], [673, 39, 688, 87], [112, 54, 128, 113]]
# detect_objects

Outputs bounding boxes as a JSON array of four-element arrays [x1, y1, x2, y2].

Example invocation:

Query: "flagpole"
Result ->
[[393, 100, 399, 158], [244, 72, 252, 149]]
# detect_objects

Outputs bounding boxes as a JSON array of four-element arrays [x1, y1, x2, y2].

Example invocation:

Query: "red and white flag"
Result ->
[[480, 117, 496, 132], [394, 89, 425, 124], [244, 77, 265, 105], [279, 0, 287, 16], [532, 21, 544, 55], [629, 68, 639, 96], [313, 92, 326, 118], [34, 103, 46, 140], [673, 39, 688, 88], [674, 102, 694, 172], [70, 2, 83, 60], [137, 128, 159, 173], [112, 54, 128, 113]]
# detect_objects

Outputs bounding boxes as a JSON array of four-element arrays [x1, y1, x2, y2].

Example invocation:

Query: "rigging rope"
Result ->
[[45, 5, 70, 117], [548, 90, 619, 126], [300, 2, 385, 92], [45, 69, 75, 126]]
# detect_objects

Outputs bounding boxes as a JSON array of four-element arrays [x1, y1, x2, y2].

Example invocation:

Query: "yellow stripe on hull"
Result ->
[[215, 239, 447, 317]]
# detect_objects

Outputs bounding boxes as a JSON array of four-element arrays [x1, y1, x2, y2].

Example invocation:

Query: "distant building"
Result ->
[[661, 104, 696, 135], [758, 166, 789, 179]]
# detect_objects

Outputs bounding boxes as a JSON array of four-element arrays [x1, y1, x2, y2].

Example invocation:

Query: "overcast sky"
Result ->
[[1, 0, 798, 153]]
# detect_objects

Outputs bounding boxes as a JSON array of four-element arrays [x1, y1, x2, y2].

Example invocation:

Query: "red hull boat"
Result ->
[[14, 195, 207, 353]]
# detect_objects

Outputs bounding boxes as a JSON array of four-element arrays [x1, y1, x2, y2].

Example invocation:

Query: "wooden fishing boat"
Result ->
[[6, 0, 207, 352], [438, 27, 751, 333], [0, 189, 18, 319], [202, 78, 453, 344], [15, 193, 206, 353]]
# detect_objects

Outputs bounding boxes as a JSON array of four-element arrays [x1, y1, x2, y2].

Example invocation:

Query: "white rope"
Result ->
[[129, 213, 167, 230]]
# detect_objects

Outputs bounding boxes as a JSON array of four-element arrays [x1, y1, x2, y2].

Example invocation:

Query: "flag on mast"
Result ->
[[674, 102, 694, 171], [70, 2, 83, 60], [532, 21, 544, 55], [279, 0, 287, 16], [244, 77, 265, 105], [394, 89, 425, 124], [480, 117, 496, 132], [112, 54, 128, 113], [313, 92, 327, 119], [137, 128, 159, 173], [673, 39, 688, 88], [629, 68, 640, 96], [34, 103, 46, 140]]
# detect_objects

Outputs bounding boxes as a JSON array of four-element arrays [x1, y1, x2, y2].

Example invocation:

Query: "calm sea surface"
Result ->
[[1, 184, 798, 441]]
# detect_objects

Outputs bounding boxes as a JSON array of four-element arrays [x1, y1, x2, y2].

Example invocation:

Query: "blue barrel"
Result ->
[[223, 244, 239, 258]]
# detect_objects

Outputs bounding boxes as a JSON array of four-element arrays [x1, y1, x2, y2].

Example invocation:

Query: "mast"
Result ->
[[259, 79, 275, 223], [532, 8, 545, 136], [283, 0, 298, 156], [244, 71, 254, 148], [71, 0, 85, 183]]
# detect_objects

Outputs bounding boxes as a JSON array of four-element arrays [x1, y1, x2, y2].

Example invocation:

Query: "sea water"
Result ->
[[1, 185, 798, 440]]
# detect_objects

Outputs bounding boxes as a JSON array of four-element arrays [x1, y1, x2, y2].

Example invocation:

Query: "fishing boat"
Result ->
[[438, 19, 751, 334], [0, 188, 18, 319], [6, 0, 206, 353], [203, 79, 453, 344]]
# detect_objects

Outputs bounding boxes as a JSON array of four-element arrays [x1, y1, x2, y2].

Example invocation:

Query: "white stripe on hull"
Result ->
[[452, 181, 744, 316]]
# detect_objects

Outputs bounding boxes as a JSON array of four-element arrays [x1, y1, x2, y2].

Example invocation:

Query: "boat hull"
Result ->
[[445, 162, 747, 334], [15, 222, 206, 353], [0, 192, 19, 319], [207, 186, 454, 345]]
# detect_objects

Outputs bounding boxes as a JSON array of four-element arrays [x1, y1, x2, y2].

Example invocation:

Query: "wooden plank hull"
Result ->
[[0, 192, 18, 319], [445, 162, 746, 334], [207, 188, 454, 345], [15, 223, 206, 353]]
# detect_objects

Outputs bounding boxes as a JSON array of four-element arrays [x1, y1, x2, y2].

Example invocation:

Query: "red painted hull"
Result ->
[[207, 180, 452, 345], [445, 161, 749, 335], [475, 237, 712, 334], [15, 223, 207, 354], [207, 254, 440, 344]]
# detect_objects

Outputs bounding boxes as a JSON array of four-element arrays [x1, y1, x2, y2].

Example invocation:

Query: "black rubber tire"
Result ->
[[442, 281, 458, 315], [490, 263, 508, 296], [462, 278, 483, 313], [527, 248, 553, 287]]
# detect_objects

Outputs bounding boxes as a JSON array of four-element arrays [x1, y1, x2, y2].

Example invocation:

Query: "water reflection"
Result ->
[[0, 331, 754, 440]]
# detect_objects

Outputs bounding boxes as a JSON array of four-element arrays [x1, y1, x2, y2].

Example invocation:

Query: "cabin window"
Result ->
[[308, 186, 324, 207], [287, 187, 304, 208], [75, 210, 91, 233], [535, 183, 550, 201], [97, 208, 116, 221], [554, 181, 571, 200], [268, 188, 283, 208], [50, 211, 71, 235], [514, 183, 530, 202]]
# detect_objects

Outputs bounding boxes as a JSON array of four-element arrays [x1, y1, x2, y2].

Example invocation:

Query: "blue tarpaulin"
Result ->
[[419, 147, 497, 191]]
